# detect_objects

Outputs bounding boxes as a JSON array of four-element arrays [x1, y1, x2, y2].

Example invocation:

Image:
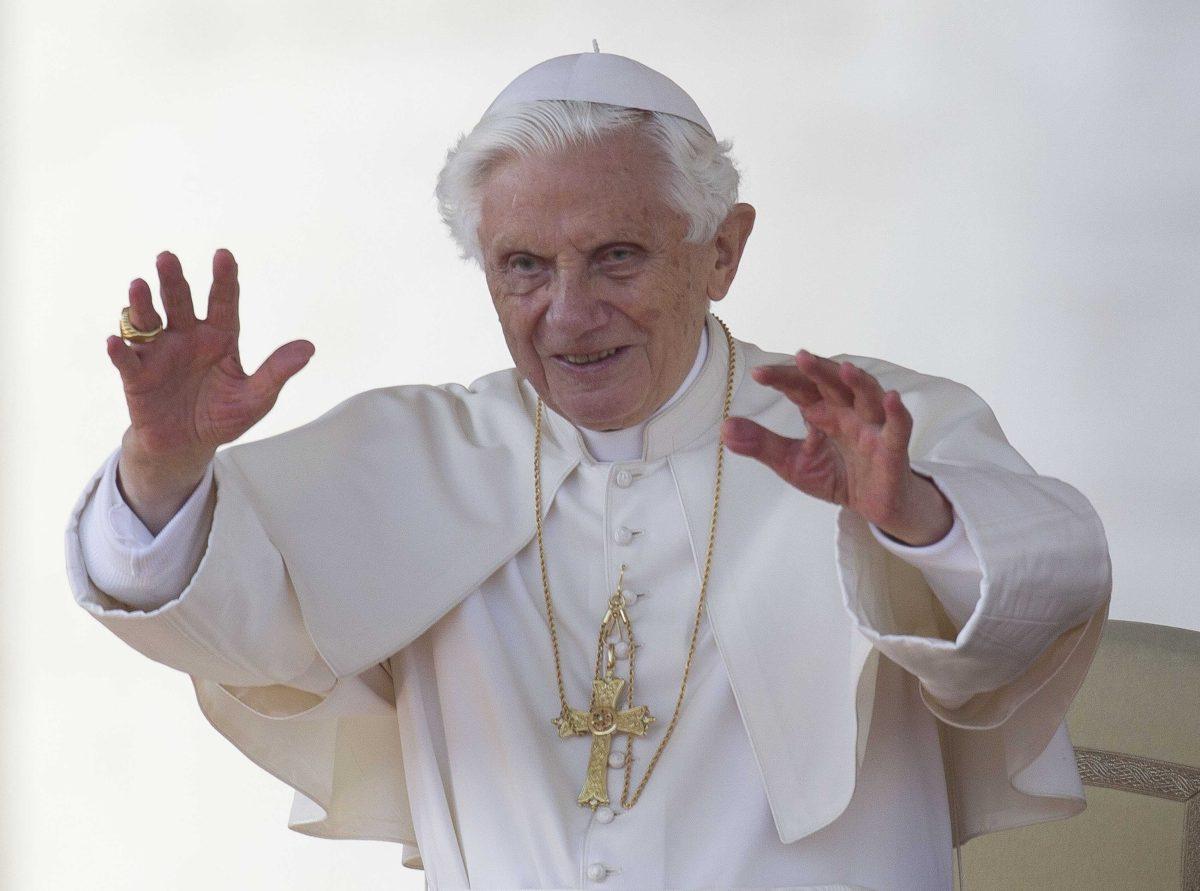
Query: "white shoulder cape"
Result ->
[[66, 314, 1112, 866]]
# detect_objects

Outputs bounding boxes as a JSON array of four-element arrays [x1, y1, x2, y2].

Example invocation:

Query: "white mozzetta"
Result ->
[[64, 313, 1111, 889]]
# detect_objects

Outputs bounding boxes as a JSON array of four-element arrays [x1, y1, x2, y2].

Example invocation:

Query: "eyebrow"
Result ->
[[489, 230, 652, 258], [487, 235, 534, 257]]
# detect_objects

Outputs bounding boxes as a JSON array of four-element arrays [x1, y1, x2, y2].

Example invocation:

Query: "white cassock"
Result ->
[[65, 313, 1112, 890]]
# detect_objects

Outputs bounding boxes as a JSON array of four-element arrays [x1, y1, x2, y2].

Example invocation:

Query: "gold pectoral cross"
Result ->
[[553, 672, 654, 808], [551, 567, 654, 809]]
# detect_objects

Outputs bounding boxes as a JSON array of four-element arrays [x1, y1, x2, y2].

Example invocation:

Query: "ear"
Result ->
[[705, 203, 756, 302]]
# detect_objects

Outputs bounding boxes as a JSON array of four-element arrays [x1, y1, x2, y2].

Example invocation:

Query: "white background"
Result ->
[[3, 1, 1197, 888]]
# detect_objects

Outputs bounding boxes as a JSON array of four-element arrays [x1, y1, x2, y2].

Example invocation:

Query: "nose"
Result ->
[[544, 266, 610, 339]]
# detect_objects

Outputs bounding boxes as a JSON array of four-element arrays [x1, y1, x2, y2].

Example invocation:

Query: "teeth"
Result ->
[[563, 348, 618, 365]]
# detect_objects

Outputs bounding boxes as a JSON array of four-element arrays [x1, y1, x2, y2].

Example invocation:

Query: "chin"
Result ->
[[556, 397, 643, 432]]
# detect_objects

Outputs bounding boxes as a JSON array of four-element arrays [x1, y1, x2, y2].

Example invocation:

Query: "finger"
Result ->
[[106, 334, 142, 377], [750, 364, 822, 407], [881, 389, 913, 453], [127, 277, 163, 334], [721, 416, 823, 484], [155, 251, 198, 330], [796, 350, 854, 407], [246, 339, 316, 399], [206, 248, 240, 330], [837, 361, 886, 425]]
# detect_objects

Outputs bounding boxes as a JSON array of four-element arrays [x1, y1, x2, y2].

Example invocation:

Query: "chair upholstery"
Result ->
[[955, 620, 1200, 890]]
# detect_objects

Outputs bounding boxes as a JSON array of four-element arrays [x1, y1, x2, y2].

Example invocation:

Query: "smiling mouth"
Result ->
[[559, 348, 624, 365], [549, 348, 633, 379]]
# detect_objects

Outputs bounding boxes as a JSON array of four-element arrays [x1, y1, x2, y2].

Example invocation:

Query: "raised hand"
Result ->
[[720, 349, 953, 546], [106, 249, 315, 532], [108, 249, 315, 460]]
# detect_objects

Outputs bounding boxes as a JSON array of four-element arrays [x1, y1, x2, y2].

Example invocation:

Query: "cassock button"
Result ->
[[613, 640, 630, 659], [608, 750, 625, 768], [615, 469, 634, 488], [595, 805, 616, 824], [621, 590, 640, 606], [614, 526, 635, 546], [586, 862, 608, 881]]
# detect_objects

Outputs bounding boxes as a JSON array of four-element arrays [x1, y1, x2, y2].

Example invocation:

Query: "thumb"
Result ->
[[247, 340, 316, 397]]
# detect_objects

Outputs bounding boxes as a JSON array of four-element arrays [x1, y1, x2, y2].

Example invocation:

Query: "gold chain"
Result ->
[[533, 316, 736, 810]]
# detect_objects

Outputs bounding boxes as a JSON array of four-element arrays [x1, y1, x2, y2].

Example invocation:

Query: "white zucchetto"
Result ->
[[481, 45, 714, 135]]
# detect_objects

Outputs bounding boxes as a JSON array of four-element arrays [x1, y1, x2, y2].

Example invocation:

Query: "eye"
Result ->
[[602, 246, 635, 263], [507, 254, 541, 274]]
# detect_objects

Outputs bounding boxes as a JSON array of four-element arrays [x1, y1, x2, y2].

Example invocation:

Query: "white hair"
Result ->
[[435, 100, 741, 267]]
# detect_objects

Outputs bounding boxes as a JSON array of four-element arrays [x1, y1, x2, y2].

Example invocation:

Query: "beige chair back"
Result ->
[[956, 620, 1200, 890]]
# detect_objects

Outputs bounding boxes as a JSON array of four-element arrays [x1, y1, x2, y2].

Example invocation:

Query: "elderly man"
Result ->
[[66, 50, 1111, 890]]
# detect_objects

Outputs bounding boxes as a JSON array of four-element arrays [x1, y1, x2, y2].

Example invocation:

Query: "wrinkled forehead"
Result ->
[[478, 134, 682, 255], [477, 121, 669, 189]]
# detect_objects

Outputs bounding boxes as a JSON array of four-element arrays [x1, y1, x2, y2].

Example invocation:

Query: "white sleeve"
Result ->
[[65, 447, 337, 693], [78, 445, 216, 611], [867, 506, 983, 632], [832, 362, 1110, 721]]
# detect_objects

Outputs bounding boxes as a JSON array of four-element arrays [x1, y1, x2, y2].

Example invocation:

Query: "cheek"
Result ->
[[653, 270, 695, 322], [492, 288, 526, 331], [494, 299, 544, 370]]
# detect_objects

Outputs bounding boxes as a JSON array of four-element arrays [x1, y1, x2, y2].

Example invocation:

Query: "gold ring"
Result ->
[[120, 306, 163, 343]]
